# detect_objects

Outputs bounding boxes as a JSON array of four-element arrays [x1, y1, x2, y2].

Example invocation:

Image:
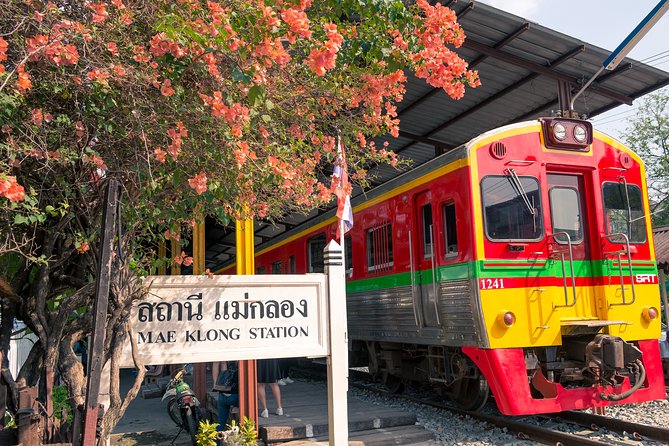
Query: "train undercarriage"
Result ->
[[353, 332, 655, 414]]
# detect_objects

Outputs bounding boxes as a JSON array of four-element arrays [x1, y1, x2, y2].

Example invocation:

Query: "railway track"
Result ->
[[296, 363, 669, 445], [547, 410, 669, 443]]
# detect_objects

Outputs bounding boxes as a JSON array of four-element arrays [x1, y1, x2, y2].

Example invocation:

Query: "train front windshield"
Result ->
[[481, 175, 543, 241], [602, 182, 647, 244]]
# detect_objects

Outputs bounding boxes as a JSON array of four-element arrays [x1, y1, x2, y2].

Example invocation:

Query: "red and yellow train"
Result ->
[[221, 117, 666, 415]]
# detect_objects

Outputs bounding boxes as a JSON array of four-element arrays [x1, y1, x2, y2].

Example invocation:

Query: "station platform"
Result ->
[[113, 373, 437, 446], [208, 380, 436, 445]]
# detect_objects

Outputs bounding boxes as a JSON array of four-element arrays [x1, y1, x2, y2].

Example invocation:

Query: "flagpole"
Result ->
[[337, 131, 346, 266]]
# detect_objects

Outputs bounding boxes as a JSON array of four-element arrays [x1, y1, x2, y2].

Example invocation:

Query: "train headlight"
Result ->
[[540, 117, 592, 151], [573, 125, 587, 143], [497, 310, 516, 328], [642, 306, 659, 321], [553, 123, 567, 141]]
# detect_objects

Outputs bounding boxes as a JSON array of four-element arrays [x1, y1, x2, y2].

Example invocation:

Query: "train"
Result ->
[[220, 117, 667, 415]]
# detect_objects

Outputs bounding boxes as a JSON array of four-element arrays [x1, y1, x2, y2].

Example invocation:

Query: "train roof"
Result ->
[[204, 1, 669, 272]]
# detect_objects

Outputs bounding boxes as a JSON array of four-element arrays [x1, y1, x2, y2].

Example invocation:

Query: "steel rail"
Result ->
[[552, 410, 669, 443]]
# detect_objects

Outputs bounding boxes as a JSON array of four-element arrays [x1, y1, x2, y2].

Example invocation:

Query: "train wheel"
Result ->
[[451, 376, 489, 411], [382, 372, 405, 394]]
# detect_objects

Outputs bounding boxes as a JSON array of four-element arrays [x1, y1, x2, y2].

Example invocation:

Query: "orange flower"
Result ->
[[160, 79, 175, 97], [107, 42, 119, 55], [188, 172, 207, 195], [0, 176, 25, 202], [281, 8, 311, 40], [154, 147, 167, 163], [112, 65, 127, 76], [0, 36, 8, 62], [16, 65, 32, 92], [77, 242, 90, 254], [88, 3, 109, 24], [31, 109, 44, 127]]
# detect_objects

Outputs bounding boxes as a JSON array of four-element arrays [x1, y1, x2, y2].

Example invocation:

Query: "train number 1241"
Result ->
[[480, 278, 505, 290]]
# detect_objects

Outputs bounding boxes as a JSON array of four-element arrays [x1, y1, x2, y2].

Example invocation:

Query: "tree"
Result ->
[[622, 87, 669, 226], [0, 0, 479, 438]]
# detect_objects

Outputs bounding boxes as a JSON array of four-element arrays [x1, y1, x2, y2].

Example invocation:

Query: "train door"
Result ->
[[413, 191, 441, 327], [546, 172, 596, 317]]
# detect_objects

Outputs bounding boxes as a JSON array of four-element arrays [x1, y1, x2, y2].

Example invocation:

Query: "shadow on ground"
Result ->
[[111, 430, 194, 446]]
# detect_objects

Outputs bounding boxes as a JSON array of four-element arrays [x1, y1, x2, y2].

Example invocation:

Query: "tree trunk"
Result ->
[[58, 334, 87, 408]]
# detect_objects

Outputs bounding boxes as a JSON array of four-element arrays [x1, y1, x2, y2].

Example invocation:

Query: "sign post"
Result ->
[[324, 240, 349, 446], [82, 180, 119, 446]]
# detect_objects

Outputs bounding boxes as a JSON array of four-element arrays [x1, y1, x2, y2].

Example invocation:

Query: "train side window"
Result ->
[[442, 202, 458, 257], [272, 260, 282, 274], [289, 255, 296, 274], [256, 265, 266, 274], [602, 182, 647, 244], [367, 222, 393, 272], [549, 187, 583, 243], [307, 233, 326, 272], [421, 205, 433, 259], [481, 175, 543, 241], [345, 236, 353, 277]]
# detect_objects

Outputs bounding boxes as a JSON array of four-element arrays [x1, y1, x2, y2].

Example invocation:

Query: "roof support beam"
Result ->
[[513, 61, 646, 121], [398, 130, 449, 149], [457, 2, 475, 18], [463, 39, 634, 105]]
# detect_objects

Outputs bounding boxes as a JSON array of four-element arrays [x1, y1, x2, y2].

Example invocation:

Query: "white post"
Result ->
[[324, 240, 348, 446]]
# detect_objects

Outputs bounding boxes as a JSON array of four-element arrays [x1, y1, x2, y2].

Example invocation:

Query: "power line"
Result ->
[[641, 49, 669, 63]]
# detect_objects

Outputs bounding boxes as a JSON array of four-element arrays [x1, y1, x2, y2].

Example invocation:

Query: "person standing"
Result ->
[[277, 358, 296, 386], [257, 359, 283, 417], [213, 361, 239, 430]]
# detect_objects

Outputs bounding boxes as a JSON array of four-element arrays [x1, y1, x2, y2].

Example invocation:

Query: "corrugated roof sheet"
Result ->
[[654, 225, 669, 266]]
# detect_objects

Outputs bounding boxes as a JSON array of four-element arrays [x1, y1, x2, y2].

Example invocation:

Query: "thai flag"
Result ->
[[333, 141, 353, 239]]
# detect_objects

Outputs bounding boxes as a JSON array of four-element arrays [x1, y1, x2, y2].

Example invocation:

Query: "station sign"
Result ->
[[118, 274, 329, 367]]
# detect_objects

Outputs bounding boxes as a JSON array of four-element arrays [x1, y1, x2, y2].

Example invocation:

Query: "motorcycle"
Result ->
[[162, 364, 203, 446]]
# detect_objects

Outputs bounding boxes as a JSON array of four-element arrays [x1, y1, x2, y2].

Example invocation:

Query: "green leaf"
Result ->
[[231, 67, 251, 83], [247, 85, 263, 107], [14, 215, 29, 225]]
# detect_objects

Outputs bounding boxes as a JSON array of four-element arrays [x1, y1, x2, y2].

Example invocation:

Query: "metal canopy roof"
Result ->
[[200, 0, 669, 272]]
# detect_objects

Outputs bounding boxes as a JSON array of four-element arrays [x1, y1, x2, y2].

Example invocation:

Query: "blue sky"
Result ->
[[476, 0, 669, 137]]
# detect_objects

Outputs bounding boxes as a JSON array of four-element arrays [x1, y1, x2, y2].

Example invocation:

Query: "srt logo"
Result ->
[[634, 274, 658, 284]]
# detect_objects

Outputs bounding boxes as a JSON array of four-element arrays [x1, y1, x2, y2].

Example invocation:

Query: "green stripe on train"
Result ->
[[345, 260, 658, 294]]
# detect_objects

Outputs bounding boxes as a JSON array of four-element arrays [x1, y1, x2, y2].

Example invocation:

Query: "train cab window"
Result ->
[[307, 233, 326, 272], [421, 205, 433, 259], [549, 187, 583, 243], [345, 236, 353, 277], [256, 265, 266, 274], [272, 260, 283, 274], [289, 255, 296, 273], [442, 202, 458, 257], [602, 182, 647, 244], [367, 222, 393, 272], [481, 175, 543, 241]]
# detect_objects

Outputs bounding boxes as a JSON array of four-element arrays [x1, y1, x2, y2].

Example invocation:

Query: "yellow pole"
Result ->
[[192, 222, 207, 405], [193, 222, 205, 275], [236, 218, 258, 428], [157, 241, 166, 275], [170, 238, 181, 275]]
